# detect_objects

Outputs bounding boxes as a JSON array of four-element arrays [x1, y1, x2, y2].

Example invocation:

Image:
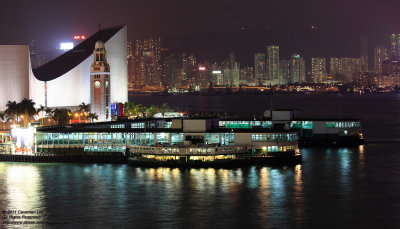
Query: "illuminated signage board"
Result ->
[[198, 66, 206, 71], [212, 70, 222, 74], [60, 43, 74, 50]]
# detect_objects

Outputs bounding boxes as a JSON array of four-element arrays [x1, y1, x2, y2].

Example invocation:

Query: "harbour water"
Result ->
[[1, 94, 400, 228]]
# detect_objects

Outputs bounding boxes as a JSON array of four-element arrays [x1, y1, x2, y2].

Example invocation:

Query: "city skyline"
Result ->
[[1, 0, 400, 64]]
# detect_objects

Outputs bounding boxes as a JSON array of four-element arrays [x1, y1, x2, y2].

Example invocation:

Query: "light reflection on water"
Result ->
[[0, 163, 46, 229], [0, 144, 399, 228]]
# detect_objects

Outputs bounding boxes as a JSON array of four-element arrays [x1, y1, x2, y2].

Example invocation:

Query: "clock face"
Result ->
[[94, 81, 101, 88]]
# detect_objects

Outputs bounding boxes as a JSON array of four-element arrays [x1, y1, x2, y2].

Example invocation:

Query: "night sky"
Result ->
[[1, 0, 399, 65]]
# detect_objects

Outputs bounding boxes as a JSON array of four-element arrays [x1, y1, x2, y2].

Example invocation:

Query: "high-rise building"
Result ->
[[374, 45, 389, 73], [329, 57, 362, 83], [240, 66, 254, 85], [360, 36, 368, 71], [131, 37, 162, 86], [311, 57, 327, 83], [254, 53, 265, 85], [223, 53, 240, 87], [267, 45, 279, 85], [90, 40, 111, 121], [211, 63, 223, 86], [329, 57, 341, 76], [390, 34, 400, 60], [279, 60, 289, 85], [289, 54, 305, 83], [187, 54, 197, 86]]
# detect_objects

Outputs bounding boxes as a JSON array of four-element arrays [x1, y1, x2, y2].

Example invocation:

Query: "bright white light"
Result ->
[[212, 70, 221, 74], [60, 43, 74, 50], [11, 127, 35, 154]]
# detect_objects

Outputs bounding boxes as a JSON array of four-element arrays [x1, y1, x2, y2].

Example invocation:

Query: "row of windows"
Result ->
[[261, 145, 297, 153], [290, 121, 313, 129], [326, 122, 361, 128], [37, 133, 185, 146], [84, 145, 125, 153], [219, 121, 273, 129], [37, 132, 239, 146], [131, 123, 145, 128], [111, 124, 124, 128], [251, 134, 298, 142], [38, 132, 299, 147], [131, 121, 172, 129]]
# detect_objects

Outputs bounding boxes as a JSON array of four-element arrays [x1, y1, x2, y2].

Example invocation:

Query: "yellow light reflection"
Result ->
[[358, 145, 365, 178], [2, 164, 45, 218]]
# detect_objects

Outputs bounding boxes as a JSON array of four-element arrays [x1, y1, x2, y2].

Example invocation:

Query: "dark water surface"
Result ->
[[1, 94, 400, 228]]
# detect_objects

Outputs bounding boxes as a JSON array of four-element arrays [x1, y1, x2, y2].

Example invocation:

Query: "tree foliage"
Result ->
[[123, 102, 173, 118]]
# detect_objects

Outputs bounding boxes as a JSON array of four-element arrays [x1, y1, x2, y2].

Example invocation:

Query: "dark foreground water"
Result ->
[[1, 94, 400, 228]]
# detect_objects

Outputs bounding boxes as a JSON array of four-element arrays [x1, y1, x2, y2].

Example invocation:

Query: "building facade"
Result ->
[[254, 53, 265, 85], [0, 45, 30, 111], [374, 45, 389, 74], [267, 45, 279, 85], [311, 57, 327, 83], [289, 54, 305, 83]]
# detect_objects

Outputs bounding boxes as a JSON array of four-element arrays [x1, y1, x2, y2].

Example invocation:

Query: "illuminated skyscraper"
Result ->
[[279, 60, 289, 85], [240, 66, 254, 85], [311, 57, 327, 83], [132, 37, 162, 86], [330, 57, 340, 75], [374, 45, 389, 73], [223, 53, 240, 87], [390, 34, 400, 60], [330, 57, 362, 83], [360, 35, 368, 71], [254, 53, 265, 84], [267, 45, 279, 85], [289, 54, 305, 83]]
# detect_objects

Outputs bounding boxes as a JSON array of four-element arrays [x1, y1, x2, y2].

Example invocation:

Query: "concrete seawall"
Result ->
[[0, 154, 128, 164]]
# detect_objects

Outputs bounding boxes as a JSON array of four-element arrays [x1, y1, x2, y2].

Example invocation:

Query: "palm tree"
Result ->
[[52, 108, 71, 125], [37, 105, 45, 126], [18, 98, 37, 127], [5, 101, 18, 125], [78, 102, 90, 122], [88, 113, 99, 123], [78, 102, 90, 113]]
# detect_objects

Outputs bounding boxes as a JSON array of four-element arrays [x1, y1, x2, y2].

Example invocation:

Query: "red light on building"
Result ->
[[199, 66, 206, 71], [73, 35, 86, 40]]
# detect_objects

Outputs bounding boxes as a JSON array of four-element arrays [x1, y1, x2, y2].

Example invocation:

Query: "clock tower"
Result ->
[[90, 40, 111, 121]]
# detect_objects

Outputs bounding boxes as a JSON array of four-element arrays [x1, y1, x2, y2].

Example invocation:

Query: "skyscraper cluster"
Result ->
[[126, 34, 400, 89], [128, 37, 162, 87]]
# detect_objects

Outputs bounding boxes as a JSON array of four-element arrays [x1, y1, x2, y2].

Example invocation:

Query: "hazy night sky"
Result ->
[[1, 0, 399, 64]]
